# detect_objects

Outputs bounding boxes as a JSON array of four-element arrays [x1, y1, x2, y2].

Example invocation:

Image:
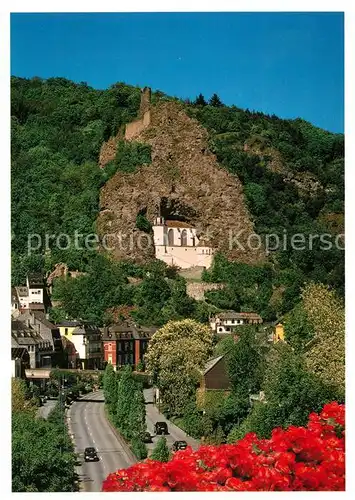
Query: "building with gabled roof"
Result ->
[[59, 322, 103, 370], [199, 354, 231, 391], [101, 321, 156, 369], [12, 274, 47, 314], [210, 310, 263, 334]]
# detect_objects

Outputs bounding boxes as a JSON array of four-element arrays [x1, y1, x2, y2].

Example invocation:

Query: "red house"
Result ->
[[102, 322, 156, 369]]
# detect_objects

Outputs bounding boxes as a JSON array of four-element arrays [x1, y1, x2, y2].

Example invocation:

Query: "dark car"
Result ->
[[143, 432, 153, 443], [154, 421, 168, 435], [84, 447, 99, 462], [172, 440, 188, 452]]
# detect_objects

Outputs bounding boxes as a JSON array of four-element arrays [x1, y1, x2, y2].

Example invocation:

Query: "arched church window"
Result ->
[[181, 230, 187, 246], [168, 228, 174, 246]]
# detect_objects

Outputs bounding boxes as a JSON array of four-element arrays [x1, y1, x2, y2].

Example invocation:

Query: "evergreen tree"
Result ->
[[103, 363, 117, 409], [115, 366, 137, 437], [150, 436, 170, 462], [131, 437, 148, 460], [209, 93, 223, 107], [194, 93, 207, 106], [129, 384, 146, 440]]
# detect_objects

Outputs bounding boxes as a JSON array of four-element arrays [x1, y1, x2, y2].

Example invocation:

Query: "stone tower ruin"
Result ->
[[139, 87, 151, 116], [125, 86, 152, 140]]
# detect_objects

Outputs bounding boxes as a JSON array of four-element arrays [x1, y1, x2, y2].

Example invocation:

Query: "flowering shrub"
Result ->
[[102, 402, 345, 492]]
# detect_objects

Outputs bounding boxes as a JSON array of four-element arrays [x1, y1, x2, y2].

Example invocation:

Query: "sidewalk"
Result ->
[[143, 388, 200, 453]]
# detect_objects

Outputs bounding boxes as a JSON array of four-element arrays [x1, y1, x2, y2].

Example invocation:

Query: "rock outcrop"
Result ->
[[97, 100, 265, 265]]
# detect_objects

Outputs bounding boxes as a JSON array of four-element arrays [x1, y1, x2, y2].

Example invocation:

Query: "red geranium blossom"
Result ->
[[102, 402, 345, 492]]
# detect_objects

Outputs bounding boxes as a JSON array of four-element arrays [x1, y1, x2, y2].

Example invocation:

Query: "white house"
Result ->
[[210, 311, 263, 334], [14, 274, 45, 313], [152, 216, 214, 269]]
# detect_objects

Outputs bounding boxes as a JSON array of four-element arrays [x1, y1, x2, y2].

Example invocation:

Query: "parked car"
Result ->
[[172, 440, 188, 452], [143, 432, 153, 443], [154, 421, 168, 435], [84, 447, 99, 462]]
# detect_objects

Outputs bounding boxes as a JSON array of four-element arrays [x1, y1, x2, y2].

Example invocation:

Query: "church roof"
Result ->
[[165, 220, 193, 229]]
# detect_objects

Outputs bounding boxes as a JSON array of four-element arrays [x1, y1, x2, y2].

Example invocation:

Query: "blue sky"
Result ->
[[11, 12, 344, 133]]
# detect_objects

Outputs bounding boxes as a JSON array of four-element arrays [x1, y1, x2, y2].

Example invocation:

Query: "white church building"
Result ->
[[152, 217, 214, 269]]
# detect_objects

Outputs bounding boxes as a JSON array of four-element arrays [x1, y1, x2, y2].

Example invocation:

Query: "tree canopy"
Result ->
[[145, 319, 214, 415]]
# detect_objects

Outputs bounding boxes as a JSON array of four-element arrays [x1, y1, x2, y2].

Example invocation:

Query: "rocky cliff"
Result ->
[[97, 101, 265, 265]]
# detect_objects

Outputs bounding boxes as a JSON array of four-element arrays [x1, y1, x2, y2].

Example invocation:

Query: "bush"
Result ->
[[131, 438, 148, 460], [150, 437, 170, 462]]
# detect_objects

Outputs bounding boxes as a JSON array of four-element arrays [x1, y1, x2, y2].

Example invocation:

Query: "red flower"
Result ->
[[102, 402, 345, 492]]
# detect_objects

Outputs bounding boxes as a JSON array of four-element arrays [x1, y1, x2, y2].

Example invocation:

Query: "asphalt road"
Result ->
[[143, 388, 200, 454], [67, 391, 136, 492]]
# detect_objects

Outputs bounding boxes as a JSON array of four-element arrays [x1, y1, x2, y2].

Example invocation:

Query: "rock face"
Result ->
[[97, 100, 265, 265]]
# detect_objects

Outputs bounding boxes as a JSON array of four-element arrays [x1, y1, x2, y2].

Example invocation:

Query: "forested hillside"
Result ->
[[11, 76, 344, 324]]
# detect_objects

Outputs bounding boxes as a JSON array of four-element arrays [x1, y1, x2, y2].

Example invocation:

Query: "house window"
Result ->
[[231, 319, 235, 324], [107, 342, 112, 350], [218, 327, 223, 332], [226, 327, 230, 332], [65, 328, 68, 335]]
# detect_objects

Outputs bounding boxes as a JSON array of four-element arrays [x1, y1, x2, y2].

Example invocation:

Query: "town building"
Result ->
[[196, 354, 231, 412], [152, 217, 214, 269], [274, 322, 285, 342], [101, 321, 156, 370], [11, 288, 20, 317], [12, 273, 47, 314], [11, 346, 30, 378], [59, 322, 103, 369], [57, 320, 82, 340], [200, 355, 231, 391], [12, 319, 54, 369], [209, 311, 263, 334]]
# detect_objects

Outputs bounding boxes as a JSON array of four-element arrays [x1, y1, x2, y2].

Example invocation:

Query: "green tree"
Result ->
[[12, 378, 37, 415], [209, 93, 223, 107], [225, 326, 265, 397], [145, 319, 214, 415], [150, 436, 170, 462], [194, 93, 207, 106], [228, 343, 340, 441], [12, 408, 77, 492], [284, 302, 315, 352], [130, 437, 148, 460], [115, 366, 146, 440], [302, 282, 345, 395], [103, 363, 117, 409]]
